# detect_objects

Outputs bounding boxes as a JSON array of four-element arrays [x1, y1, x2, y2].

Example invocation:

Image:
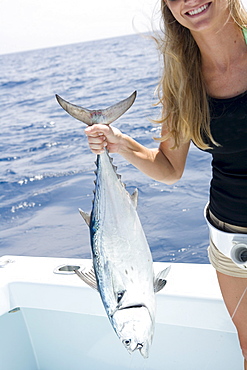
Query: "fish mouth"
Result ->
[[122, 339, 150, 359], [122, 339, 145, 351], [113, 304, 153, 358]]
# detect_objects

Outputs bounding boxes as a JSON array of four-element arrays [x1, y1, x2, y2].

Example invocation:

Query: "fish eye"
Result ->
[[123, 339, 131, 347]]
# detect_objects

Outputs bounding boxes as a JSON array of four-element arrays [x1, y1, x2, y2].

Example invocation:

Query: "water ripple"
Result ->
[[0, 33, 211, 260]]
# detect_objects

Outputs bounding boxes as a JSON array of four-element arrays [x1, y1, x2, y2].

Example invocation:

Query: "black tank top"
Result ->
[[204, 91, 247, 227]]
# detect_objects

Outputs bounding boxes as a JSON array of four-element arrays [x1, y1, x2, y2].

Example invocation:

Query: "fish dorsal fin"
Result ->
[[79, 208, 91, 227], [74, 266, 98, 291], [131, 188, 138, 209], [153, 265, 171, 293]]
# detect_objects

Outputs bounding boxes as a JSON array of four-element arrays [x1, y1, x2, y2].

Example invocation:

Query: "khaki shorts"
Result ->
[[207, 210, 247, 278]]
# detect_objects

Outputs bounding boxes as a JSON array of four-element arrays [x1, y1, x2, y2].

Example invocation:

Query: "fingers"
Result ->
[[85, 124, 122, 154], [87, 131, 107, 154], [85, 125, 109, 154], [85, 124, 110, 137]]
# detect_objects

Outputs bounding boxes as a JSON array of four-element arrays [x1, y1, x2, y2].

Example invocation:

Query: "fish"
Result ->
[[55, 92, 171, 358]]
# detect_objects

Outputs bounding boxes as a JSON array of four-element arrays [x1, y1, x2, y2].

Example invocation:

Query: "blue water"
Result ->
[[0, 34, 212, 263]]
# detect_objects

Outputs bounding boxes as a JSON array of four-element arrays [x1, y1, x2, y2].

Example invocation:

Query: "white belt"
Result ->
[[204, 204, 247, 270]]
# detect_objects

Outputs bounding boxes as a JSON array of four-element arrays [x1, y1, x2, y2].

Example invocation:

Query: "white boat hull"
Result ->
[[0, 256, 243, 369]]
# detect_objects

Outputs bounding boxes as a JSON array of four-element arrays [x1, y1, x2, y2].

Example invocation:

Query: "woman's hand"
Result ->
[[84, 124, 124, 154]]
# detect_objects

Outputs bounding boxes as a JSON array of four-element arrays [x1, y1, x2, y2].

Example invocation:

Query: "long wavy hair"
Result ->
[[155, 0, 247, 149]]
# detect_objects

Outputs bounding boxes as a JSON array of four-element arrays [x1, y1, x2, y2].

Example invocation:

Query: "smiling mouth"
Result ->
[[186, 2, 211, 16]]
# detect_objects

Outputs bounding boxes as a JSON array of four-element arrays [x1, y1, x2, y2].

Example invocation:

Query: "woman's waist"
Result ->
[[208, 208, 247, 233], [204, 204, 247, 269]]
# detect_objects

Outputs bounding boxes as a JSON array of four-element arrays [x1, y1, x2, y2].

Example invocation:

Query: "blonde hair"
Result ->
[[155, 0, 247, 149]]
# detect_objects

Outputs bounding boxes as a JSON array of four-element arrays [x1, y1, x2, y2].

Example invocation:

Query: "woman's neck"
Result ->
[[192, 22, 245, 72], [191, 22, 247, 99]]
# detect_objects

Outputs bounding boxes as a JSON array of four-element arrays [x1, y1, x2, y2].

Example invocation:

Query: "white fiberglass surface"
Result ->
[[0, 309, 37, 370], [0, 307, 242, 370]]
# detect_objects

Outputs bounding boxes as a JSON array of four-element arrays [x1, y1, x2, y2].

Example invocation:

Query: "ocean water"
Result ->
[[0, 34, 212, 263]]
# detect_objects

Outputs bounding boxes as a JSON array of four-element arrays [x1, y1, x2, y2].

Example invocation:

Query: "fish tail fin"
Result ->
[[55, 91, 137, 125]]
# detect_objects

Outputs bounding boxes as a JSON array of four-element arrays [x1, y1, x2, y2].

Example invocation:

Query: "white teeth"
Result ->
[[188, 3, 209, 16]]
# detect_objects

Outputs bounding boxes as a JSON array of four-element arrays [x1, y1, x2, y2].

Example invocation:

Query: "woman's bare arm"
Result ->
[[85, 124, 190, 185]]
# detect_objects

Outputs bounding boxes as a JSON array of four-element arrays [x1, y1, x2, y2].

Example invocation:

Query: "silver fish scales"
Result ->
[[56, 91, 170, 357]]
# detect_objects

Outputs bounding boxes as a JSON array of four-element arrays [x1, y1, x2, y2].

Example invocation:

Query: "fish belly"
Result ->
[[91, 151, 154, 315]]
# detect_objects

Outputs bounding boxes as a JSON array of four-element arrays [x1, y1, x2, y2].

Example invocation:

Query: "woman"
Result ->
[[85, 0, 247, 367]]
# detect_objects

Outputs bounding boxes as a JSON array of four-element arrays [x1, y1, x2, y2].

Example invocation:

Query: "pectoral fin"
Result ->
[[74, 266, 98, 291], [153, 265, 171, 293]]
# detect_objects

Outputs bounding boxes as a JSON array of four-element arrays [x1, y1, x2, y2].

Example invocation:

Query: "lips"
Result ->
[[186, 2, 211, 17]]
